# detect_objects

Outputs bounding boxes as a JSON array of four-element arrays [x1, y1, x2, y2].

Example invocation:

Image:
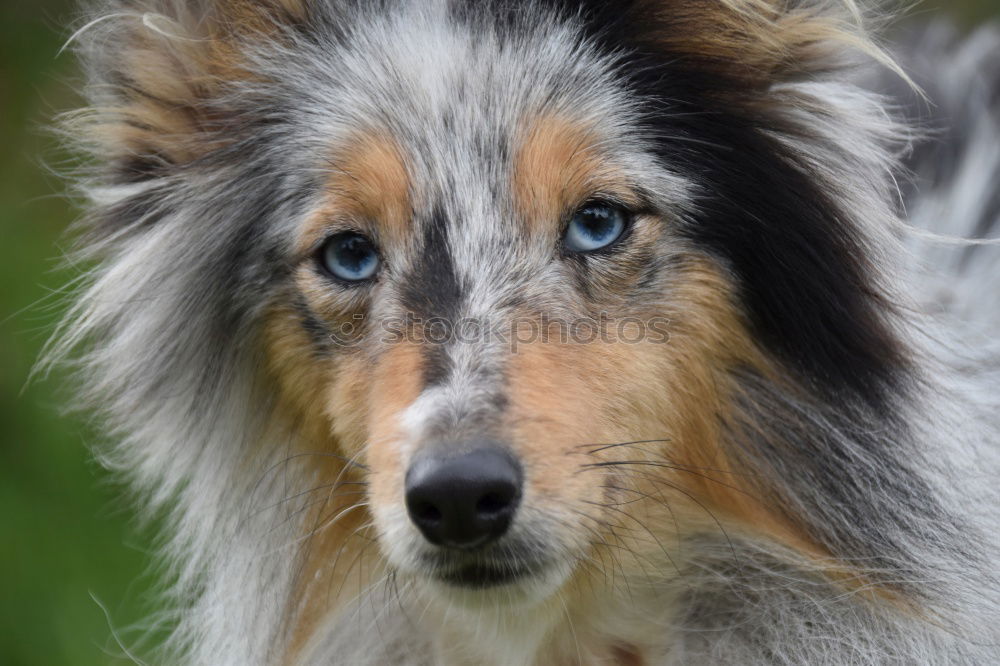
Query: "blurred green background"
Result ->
[[1, 1, 996, 664], [1, 3, 161, 664]]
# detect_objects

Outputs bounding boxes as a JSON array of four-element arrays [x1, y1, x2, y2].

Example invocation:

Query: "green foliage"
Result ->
[[1, 3, 158, 664]]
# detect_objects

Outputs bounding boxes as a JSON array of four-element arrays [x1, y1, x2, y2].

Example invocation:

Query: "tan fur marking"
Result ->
[[364, 340, 428, 542], [283, 458, 371, 665], [264, 304, 332, 432], [282, 341, 427, 663], [299, 132, 412, 254], [262, 305, 372, 664], [503, 257, 830, 589], [506, 254, 914, 613], [221, 0, 309, 28], [89, 1, 313, 167], [640, 260, 824, 554], [513, 115, 637, 233], [534, 0, 889, 93]]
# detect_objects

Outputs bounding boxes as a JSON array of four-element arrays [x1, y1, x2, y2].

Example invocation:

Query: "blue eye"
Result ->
[[320, 231, 380, 282], [564, 202, 628, 253]]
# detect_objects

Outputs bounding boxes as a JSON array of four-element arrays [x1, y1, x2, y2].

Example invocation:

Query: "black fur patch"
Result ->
[[115, 149, 170, 184], [515, 0, 947, 579], [98, 185, 172, 236], [292, 295, 332, 354], [400, 206, 465, 386], [517, 0, 912, 409]]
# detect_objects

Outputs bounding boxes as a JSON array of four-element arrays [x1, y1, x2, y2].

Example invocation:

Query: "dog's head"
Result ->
[[63, 0, 933, 653]]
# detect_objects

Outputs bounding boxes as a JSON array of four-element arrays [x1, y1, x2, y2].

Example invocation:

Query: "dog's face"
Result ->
[[254, 3, 879, 607], [68, 0, 916, 647], [289, 114, 741, 601], [275, 44, 714, 601], [246, 5, 777, 606]]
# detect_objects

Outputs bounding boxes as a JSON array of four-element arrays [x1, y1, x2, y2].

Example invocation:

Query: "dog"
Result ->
[[48, 1, 1000, 664]]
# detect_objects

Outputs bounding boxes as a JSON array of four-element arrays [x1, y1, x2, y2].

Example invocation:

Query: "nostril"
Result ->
[[412, 501, 442, 526], [476, 491, 512, 518]]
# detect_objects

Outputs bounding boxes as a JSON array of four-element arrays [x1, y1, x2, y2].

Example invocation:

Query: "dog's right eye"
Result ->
[[563, 201, 629, 253], [319, 231, 380, 283]]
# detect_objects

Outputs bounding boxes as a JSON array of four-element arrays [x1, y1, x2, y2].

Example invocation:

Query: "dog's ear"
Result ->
[[627, 0, 898, 88], [69, 0, 310, 183]]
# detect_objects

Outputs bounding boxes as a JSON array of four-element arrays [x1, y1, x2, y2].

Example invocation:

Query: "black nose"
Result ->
[[405, 447, 522, 549]]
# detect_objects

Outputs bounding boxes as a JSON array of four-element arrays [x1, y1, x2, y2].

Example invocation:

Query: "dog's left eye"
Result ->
[[563, 202, 629, 253], [319, 231, 380, 283]]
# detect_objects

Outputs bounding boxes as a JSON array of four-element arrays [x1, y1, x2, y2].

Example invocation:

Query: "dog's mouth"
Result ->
[[435, 562, 535, 589], [418, 546, 548, 590]]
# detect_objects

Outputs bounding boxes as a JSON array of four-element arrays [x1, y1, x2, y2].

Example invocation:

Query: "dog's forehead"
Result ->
[[321, 4, 619, 135], [279, 4, 656, 286], [292, 3, 634, 207]]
